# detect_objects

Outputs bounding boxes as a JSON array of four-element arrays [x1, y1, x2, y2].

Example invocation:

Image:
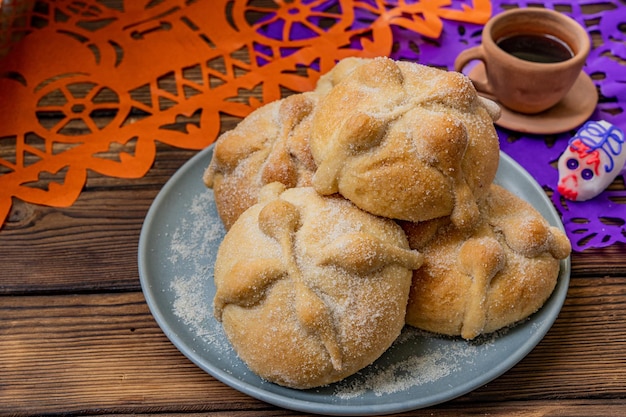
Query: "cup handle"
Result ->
[[454, 46, 493, 96]]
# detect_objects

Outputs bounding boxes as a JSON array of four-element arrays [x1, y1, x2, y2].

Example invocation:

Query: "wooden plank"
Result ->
[[0, 292, 265, 415], [66, 400, 626, 417], [0, 188, 153, 293], [569, 243, 626, 277], [2, 163, 625, 294], [1, 282, 626, 415], [0, 143, 197, 294]]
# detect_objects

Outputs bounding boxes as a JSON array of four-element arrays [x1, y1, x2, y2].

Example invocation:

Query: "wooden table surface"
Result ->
[[2, 2, 626, 416]]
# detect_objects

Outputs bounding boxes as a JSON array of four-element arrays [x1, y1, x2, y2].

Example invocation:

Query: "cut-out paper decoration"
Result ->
[[3, 0, 625, 252], [384, 0, 626, 251], [0, 0, 492, 229], [486, 1, 626, 251]]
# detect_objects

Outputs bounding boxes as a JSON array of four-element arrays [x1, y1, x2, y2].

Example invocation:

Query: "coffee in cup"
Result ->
[[454, 8, 590, 114]]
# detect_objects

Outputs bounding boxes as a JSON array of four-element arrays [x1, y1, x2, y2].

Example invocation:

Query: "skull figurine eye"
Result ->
[[581, 168, 594, 180], [566, 158, 579, 170]]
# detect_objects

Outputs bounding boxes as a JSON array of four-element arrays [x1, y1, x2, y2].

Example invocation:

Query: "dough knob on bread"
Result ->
[[258, 199, 301, 242], [293, 281, 344, 371], [458, 237, 505, 339], [485, 187, 573, 259], [312, 112, 388, 195], [258, 199, 344, 371], [318, 232, 423, 275], [478, 96, 502, 121], [213, 259, 285, 319]]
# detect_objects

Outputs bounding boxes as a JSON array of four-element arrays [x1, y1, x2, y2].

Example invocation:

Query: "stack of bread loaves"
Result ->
[[203, 57, 571, 389]]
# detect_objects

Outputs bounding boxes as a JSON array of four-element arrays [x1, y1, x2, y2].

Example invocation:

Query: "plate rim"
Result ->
[[138, 145, 571, 415]]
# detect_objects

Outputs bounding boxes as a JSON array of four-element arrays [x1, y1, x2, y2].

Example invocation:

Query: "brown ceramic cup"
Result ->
[[454, 8, 590, 114]]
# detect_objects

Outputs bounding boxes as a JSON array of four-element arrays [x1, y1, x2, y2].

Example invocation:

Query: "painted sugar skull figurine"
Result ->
[[557, 120, 626, 201]]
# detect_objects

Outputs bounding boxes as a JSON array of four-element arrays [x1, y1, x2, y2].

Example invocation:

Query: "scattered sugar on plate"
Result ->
[[161, 185, 529, 400], [167, 191, 231, 353], [334, 348, 455, 398], [333, 327, 498, 398]]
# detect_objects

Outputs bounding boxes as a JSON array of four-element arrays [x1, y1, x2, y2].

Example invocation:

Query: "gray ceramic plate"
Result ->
[[138, 146, 571, 416]]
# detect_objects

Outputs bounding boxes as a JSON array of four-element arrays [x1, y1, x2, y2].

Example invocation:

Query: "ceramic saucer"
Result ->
[[468, 62, 598, 135]]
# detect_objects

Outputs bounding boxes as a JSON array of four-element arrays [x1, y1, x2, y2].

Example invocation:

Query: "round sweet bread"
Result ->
[[402, 184, 571, 340], [213, 184, 423, 388], [310, 57, 501, 228], [203, 93, 317, 229]]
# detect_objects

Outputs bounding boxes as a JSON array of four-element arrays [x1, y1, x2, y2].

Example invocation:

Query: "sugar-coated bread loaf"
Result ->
[[402, 184, 571, 340], [203, 93, 317, 229], [310, 57, 501, 228], [213, 184, 423, 388], [201, 57, 571, 389]]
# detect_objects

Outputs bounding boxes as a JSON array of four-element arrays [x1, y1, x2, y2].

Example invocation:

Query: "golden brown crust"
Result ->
[[213, 185, 423, 388], [309, 57, 500, 228], [314, 56, 368, 96], [403, 184, 571, 340], [203, 93, 318, 229], [200, 57, 572, 388]]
